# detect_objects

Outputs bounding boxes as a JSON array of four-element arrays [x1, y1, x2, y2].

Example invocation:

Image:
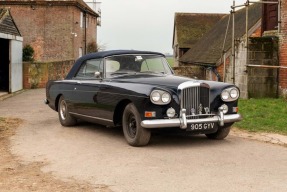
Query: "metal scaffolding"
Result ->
[[228, 0, 281, 84]]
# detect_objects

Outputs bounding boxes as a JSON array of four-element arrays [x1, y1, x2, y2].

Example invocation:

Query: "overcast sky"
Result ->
[[89, 0, 254, 54]]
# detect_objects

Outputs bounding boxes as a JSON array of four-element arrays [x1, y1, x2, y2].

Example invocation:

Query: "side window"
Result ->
[[76, 59, 103, 79], [105, 60, 120, 78], [80, 12, 83, 28]]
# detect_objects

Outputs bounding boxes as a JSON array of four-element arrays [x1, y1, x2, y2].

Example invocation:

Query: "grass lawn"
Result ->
[[235, 98, 287, 135], [166, 57, 174, 67]]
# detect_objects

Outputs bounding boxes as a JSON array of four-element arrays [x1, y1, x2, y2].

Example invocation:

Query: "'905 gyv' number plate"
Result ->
[[187, 123, 217, 131]]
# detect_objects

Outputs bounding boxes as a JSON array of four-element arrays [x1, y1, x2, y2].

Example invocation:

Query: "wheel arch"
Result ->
[[55, 94, 63, 112], [113, 99, 132, 126]]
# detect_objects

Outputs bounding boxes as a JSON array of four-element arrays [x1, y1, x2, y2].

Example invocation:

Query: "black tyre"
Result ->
[[58, 96, 77, 126], [122, 103, 151, 146], [205, 125, 231, 140]]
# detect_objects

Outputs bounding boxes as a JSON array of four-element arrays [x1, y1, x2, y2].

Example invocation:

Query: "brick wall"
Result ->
[[23, 60, 74, 89], [1, 2, 97, 62], [279, 0, 287, 95]]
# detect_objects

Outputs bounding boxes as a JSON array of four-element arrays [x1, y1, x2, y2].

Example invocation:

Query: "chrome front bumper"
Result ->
[[141, 108, 242, 129]]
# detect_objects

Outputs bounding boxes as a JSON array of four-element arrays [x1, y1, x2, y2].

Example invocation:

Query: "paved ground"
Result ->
[[0, 89, 287, 192]]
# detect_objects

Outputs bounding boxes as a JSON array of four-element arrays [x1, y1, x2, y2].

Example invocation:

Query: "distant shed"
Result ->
[[0, 8, 23, 93]]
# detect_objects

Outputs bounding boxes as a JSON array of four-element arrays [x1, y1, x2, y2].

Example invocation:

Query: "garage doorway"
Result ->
[[0, 38, 10, 92]]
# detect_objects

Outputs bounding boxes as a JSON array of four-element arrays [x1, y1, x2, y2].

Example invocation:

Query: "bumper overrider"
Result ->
[[141, 107, 242, 129]]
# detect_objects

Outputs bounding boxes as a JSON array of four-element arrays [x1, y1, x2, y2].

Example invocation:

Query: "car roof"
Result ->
[[82, 50, 165, 59], [66, 50, 165, 79]]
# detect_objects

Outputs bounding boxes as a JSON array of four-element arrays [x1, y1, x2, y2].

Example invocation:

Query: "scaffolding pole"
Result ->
[[230, 0, 280, 85], [247, 64, 287, 69], [232, 0, 236, 84], [231, 1, 245, 85]]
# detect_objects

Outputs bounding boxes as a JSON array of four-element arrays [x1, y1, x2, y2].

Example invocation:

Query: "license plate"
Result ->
[[187, 123, 216, 131]]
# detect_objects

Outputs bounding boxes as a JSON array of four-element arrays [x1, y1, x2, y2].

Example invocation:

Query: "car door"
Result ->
[[72, 59, 105, 119]]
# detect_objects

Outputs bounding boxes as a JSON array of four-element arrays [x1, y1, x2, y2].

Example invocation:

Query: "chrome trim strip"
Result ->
[[69, 112, 113, 122], [141, 114, 242, 129], [178, 81, 200, 90]]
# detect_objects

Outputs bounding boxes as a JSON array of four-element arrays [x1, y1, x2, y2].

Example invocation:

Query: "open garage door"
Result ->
[[10, 39, 23, 92], [0, 38, 9, 92]]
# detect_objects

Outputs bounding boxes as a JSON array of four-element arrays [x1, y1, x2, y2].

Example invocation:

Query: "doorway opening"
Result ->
[[0, 38, 10, 93]]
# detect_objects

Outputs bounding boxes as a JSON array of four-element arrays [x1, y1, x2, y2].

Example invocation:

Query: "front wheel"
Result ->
[[58, 96, 77, 126], [205, 125, 231, 140], [122, 103, 151, 146]]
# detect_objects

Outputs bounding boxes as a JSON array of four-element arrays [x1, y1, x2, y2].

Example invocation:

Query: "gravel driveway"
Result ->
[[0, 89, 286, 192]]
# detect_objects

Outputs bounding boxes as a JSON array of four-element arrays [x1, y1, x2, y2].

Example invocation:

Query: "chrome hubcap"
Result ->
[[60, 100, 67, 120]]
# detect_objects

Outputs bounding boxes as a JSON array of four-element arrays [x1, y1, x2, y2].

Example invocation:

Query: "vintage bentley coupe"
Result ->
[[45, 50, 242, 146]]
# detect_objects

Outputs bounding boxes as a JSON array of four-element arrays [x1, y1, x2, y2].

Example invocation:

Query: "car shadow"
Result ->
[[149, 130, 232, 148], [72, 121, 232, 148]]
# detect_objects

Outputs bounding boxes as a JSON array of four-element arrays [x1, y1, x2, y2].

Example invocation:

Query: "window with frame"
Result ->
[[141, 57, 169, 74], [76, 59, 103, 79]]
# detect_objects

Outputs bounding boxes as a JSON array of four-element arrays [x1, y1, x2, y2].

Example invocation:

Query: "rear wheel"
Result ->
[[205, 125, 231, 140], [58, 96, 77, 126], [122, 103, 151, 146]]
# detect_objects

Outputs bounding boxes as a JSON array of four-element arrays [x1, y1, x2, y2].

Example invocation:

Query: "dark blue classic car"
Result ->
[[45, 50, 242, 146]]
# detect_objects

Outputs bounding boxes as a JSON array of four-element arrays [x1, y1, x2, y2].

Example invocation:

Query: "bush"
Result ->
[[23, 45, 34, 62], [87, 41, 98, 53]]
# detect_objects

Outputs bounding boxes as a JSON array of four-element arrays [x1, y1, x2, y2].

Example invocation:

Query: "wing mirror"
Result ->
[[94, 71, 102, 78]]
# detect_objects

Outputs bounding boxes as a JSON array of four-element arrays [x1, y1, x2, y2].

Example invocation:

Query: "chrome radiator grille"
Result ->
[[180, 85, 210, 119]]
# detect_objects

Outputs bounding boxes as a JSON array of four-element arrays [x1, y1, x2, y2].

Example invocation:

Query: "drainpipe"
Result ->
[[245, 1, 249, 76], [84, 11, 87, 55], [211, 67, 221, 82], [223, 51, 226, 82], [278, 0, 281, 33]]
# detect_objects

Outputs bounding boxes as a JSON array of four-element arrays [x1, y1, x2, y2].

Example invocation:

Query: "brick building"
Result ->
[[178, 4, 262, 98], [174, 1, 286, 98], [0, 0, 100, 62], [279, 0, 287, 95], [172, 13, 226, 67], [0, 8, 23, 93]]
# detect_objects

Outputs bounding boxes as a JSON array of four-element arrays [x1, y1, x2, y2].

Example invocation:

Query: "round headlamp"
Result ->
[[221, 87, 240, 102], [151, 91, 160, 102], [230, 88, 239, 99], [150, 90, 172, 105], [162, 93, 171, 103], [221, 90, 229, 100]]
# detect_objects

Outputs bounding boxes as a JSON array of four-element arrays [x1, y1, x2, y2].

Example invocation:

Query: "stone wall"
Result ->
[[173, 65, 205, 79], [247, 37, 279, 98], [216, 39, 249, 99], [248, 68, 278, 98], [234, 39, 248, 99], [23, 60, 74, 89]]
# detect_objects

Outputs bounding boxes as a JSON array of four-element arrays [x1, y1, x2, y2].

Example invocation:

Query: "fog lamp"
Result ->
[[166, 107, 176, 118], [221, 104, 228, 114]]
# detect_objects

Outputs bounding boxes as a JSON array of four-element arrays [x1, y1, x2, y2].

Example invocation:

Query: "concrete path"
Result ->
[[0, 89, 286, 192]]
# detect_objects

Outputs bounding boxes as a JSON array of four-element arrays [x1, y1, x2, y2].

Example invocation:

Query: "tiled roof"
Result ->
[[174, 13, 226, 48], [0, 8, 21, 36], [180, 3, 262, 65], [0, 0, 98, 17]]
